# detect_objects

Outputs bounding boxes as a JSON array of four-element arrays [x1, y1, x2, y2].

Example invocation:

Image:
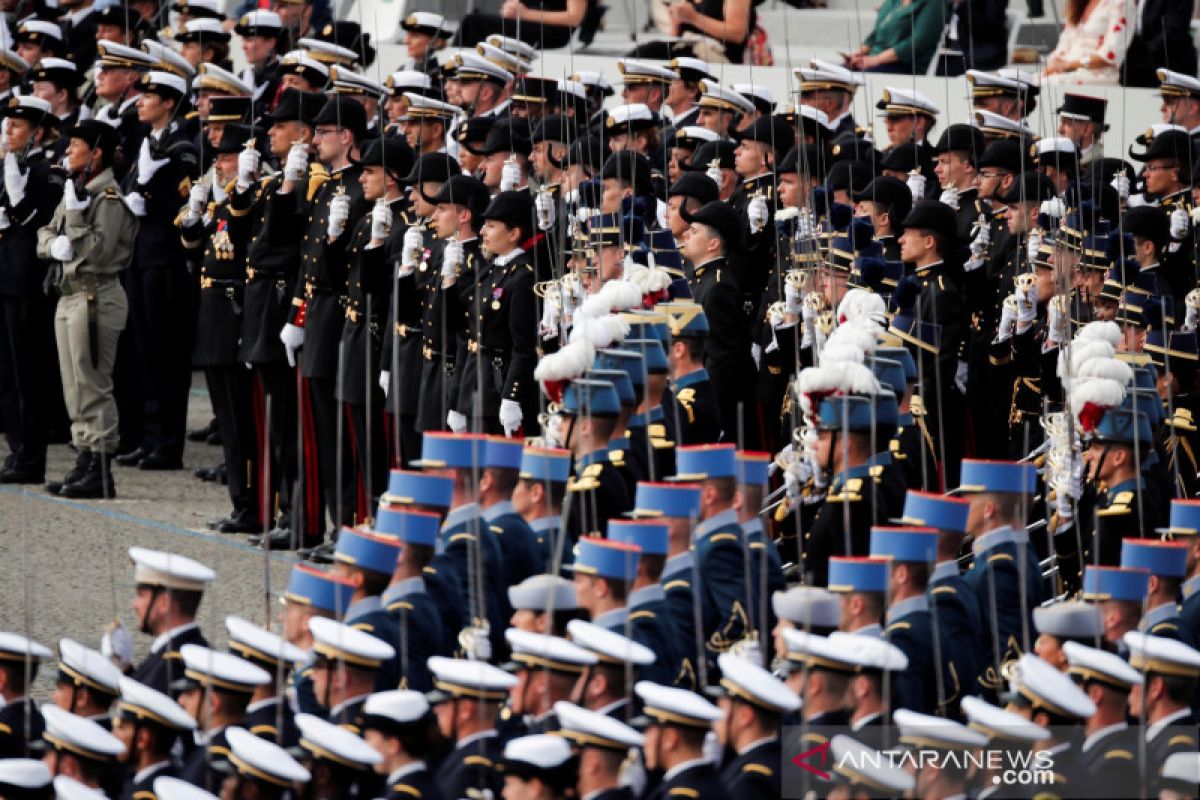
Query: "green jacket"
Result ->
[[37, 167, 138, 283], [865, 0, 946, 73]]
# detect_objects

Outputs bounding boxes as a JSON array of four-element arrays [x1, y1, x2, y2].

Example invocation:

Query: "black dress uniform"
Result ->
[[670, 368, 723, 445], [329, 694, 370, 733], [383, 764, 442, 800], [122, 120, 200, 468], [182, 166, 261, 531], [177, 727, 230, 790], [911, 258, 967, 485], [280, 156, 369, 529], [928, 561, 983, 712], [565, 447, 632, 541], [720, 737, 781, 800], [647, 761, 727, 800], [434, 732, 506, 800], [121, 761, 174, 800], [688, 254, 757, 446], [130, 624, 208, 695], [243, 697, 299, 748], [0, 142, 64, 483], [1146, 710, 1199, 794], [415, 235, 480, 434], [0, 698, 43, 758]]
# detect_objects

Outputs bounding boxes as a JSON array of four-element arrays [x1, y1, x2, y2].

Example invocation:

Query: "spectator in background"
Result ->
[[934, 0, 1009, 76], [632, 0, 754, 65], [1120, 0, 1197, 87], [455, 0, 587, 51], [1043, 0, 1134, 84], [844, 0, 944, 74]]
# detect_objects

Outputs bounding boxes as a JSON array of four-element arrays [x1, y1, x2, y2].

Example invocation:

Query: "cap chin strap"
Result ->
[[140, 586, 163, 635]]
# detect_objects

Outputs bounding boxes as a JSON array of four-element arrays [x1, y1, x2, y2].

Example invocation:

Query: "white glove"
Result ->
[[441, 237, 463, 282], [996, 295, 1018, 342], [1039, 197, 1066, 221], [64, 181, 89, 211], [210, 176, 227, 208], [1046, 294, 1070, 345], [499, 398, 523, 437], [800, 299, 816, 349], [906, 171, 926, 202], [706, 162, 724, 188], [1015, 280, 1037, 331], [0, 207, 9, 231], [939, 185, 959, 210], [783, 281, 804, 317], [279, 322, 304, 367], [188, 181, 209, 216], [400, 226, 424, 276], [3, 153, 27, 206], [539, 295, 561, 340], [49, 234, 73, 262], [237, 146, 260, 191], [370, 199, 392, 241], [1110, 172, 1130, 201], [284, 142, 308, 183], [969, 214, 990, 254], [379, 370, 390, 396], [100, 619, 134, 671], [535, 188, 555, 231], [747, 194, 769, 234], [1184, 289, 1200, 332], [1191, 206, 1200, 225], [500, 157, 521, 192], [447, 409, 468, 433], [123, 191, 146, 218], [954, 360, 969, 394], [1128, 193, 1152, 209], [136, 138, 169, 185], [1171, 207, 1190, 240], [326, 192, 350, 239], [1026, 228, 1042, 265], [458, 622, 491, 660]]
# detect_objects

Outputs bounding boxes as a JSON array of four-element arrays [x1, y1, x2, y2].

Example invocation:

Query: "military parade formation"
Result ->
[[5, 1, 1200, 798]]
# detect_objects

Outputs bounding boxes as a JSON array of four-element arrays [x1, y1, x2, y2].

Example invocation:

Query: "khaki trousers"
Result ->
[[54, 280, 127, 452]]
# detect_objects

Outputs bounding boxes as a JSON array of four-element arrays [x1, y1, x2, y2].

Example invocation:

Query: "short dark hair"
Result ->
[[675, 337, 705, 363], [485, 466, 520, 496]]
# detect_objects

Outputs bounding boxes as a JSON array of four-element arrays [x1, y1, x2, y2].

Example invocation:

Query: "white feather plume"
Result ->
[[836, 289, 888, 328], [819, 343, 865, 366], [825, 318, 880, 356], [1057, 340, 1116, 381], [1074, 357, 1133, 386], [1069, 377, 1126, 420], [1075, 320, 1122, 348], [568, 314, 629, 348], [534, 339, 595, 382], [598, 278, 643, 312]]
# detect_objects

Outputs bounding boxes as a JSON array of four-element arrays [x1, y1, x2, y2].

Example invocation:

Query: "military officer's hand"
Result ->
[[1015, 278, 1037, 332], [136, 138, 170, 185], [905, 171, 926, 203], [283, 142, 308, 185], [499, 399, 523, 437], [783, 280, 804, 317], [1184, 289, 1200, 332], [1110, 172, 1130, 201], [326, 192, 350, 239], [400, 226, 424, 276], [1047, 294, 1071, 345], [458, 622, 492, 660], [185, 181, 209, 224], [237, 146, 260, 191], [63, 180, 90, 211], [1170, 207, 1190, 240], [535, 188, 555, 231], [379, 370, 390, 396], [500, 157, 522, 192], [369, 198, 392, 243], [0, 207, 9, 231], [447, 409, 468, 433], [1039, 196, 1066, 222], [965, 214, 990, 272], [101, 618, 134, 670], [955, 360, 968, 394], [1025, 228, 1042, 265], [3, 152, 27, 206], [996, 294, 1018, 342], [49, 234, 74, 262], [539, 293, 561, 340], [441, 238, 463, 285], [747, 194, 769, 234], [705, 161, 724, 189], [279, 322, 305, 367], [938, 185, 959, 210], [123, 192, 146, 218]]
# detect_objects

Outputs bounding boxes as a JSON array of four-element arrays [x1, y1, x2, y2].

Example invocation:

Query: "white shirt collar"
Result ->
[[151, 621, 198, 654], [1147, 707, 1192, 741], [132, 761, 172, 784], [386, 762, 427, 784], [663, 757, 709, 781], [456, 729, 498, 749], [1082, 721, 1127, 752]]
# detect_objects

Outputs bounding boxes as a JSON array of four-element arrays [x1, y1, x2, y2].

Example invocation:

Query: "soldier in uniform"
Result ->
[[555, 701, 642, 800], [659, 302, 722, 445], [477, 437, 541, 589], [1126, 632, 1200, 793], [219, 726, 310, 797], [398, 12, 452, 75], [426, 656, 514, 800], [1062, 640, 1143, 800], [635, 681, 725, 800], [307, 617, 395, 732], [182, 123, 263, 534], [1130, 129, 1196, 304], [0, 635, 50, 758], [40, 706, 125, 793], [1121, 538, 1197, 646], [233, 11, 286, 120], [361, 690, 441, 800], [126, 547, 214, 694], [111, 678, 194, 799], [504, 629, 595, 735], [560, 379, 633, 541], [293, 713, 383, 798], [712, 652, 797, 800], [0, 96, 66, 485], [277, 95, 370, 553], [37, 119, 138, 498], [329, 528, 405, 690], [224, 615, 304, 748], [277, 563, 355, 717]]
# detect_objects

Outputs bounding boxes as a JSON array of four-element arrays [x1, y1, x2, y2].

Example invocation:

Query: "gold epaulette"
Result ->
[[306, 163, 330, 201]]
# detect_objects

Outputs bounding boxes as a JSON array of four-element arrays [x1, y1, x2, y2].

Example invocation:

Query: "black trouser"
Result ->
[[347, 397, 386, 519], [125, 266, 194, 460], [255, 362, 298, 532], [205, 364, 262, 523], [454, 12, 572, 49], [0, 293, 55, 473], [307, 375, 357, 530]]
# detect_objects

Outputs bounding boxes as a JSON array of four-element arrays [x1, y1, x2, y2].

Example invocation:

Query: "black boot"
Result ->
[[59, 453, 116, 499], [46, 450, 92, 494]]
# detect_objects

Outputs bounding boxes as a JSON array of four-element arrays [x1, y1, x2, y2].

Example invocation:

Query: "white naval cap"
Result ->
[[894, 708, 988, 750], [616, 58, 675, 85], [570, 70, 613, 94], [732, 83, 774, 111], [117, 676, 196, 731], [139, 70, 188, 99], [143, 41, 195, 80], [17, 20, 62, 41], [1125, 631, 1200, 677], [308, 617, 395, 668], [153, 776, 217, 800], [401, 92, 460, 119], [225, 727, 310, 786], [698, 81, 755, 115], [330, 66, 387, 98], [1159, 68, 1200, 99], [715, 652, 800, 714], [875, 87, 940, 117], [504, 734, 573, 772], [830, 735, 914, 794], [52, 776, 106, 800], [1033, 600, 1103, 640], [281, 51, 330, 80], [672, 125, 721, 146], [961, 695, 1049, 742], [0, 48, 27, 74], [427, 656, 518, 702], [96, 40, 157, 70], [565, 619, 654, 666], [668, 56, 714, 83], [362, 690, 430, 728], [128, 547, 214, 592], [1008, 653, 1097, 719], [504, 629, 597, 673], [554, 700, 644, 750], [559, 80, 586, 102], [225, 615, 306, 668], [386, 70, 431, 94], [795, 59, 862, 92], [973, 109, 1035, 139], [1063, 641, 1143, 690], [967, 68, 1038, 97], [0, 633, 52, 665], [1161, 752, 1200, 794], [827, 631, 909, 671], [772, 587, 841, 629], [451, 52, 513, 84], [56, 638, 120, 695], [41, 705, 125, 762], [298, 37, 358, 65], [635, 681, 723, 729], [194, 63, 252, 96], [475, 42, 530, 75], [0, 759, 50, 793], [295, 713, 382, 769], [780, 629, 858, 673], [485, 34, 538, 63], [791, 103, 832, 131], [508, 574, 578, 612], [180, 18, 226, 36], [1035, 136, 1077, 156], [400, 12, 451, 37], [606, 103, 655, 129], [179, 644, 271, 694]]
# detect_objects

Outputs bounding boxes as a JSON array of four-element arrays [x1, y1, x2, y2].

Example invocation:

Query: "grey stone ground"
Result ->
[[0, 379, 299, 700]]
